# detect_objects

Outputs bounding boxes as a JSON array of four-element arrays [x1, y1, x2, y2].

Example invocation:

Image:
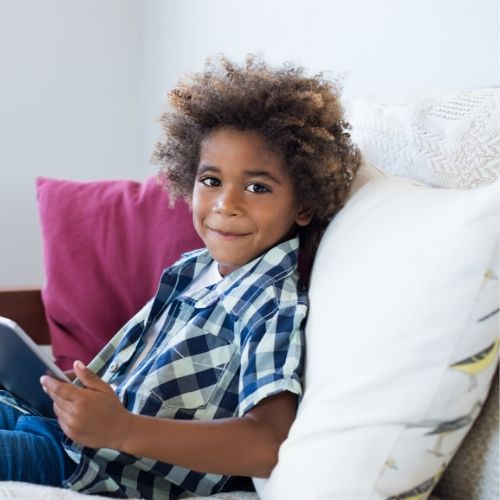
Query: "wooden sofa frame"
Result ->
[[0, 289, 51, 344]]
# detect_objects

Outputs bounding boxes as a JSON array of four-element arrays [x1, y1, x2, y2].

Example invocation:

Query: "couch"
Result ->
[[0, 88, 498, 499]]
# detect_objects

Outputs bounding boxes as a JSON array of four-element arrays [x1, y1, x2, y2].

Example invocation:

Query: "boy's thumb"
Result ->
[[73, 360, 109, 392]]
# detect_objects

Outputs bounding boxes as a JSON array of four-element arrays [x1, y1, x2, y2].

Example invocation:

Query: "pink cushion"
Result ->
[[36, 177, 202, 369]]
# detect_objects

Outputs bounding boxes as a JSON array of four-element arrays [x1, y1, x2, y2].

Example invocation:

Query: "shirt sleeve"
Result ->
[[237, 300, 307, 417]]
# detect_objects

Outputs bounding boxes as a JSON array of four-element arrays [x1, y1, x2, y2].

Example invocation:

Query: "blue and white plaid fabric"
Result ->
[[63, 237, 307, 499]]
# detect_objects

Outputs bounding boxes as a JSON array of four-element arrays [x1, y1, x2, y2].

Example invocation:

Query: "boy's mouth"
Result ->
[[208, 227, 250, 239]]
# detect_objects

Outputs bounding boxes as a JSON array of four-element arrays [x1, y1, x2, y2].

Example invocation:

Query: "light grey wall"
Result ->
[[1, 0, 498, 286], [0, 0, 146, 286], [141, 0, 499, 163]]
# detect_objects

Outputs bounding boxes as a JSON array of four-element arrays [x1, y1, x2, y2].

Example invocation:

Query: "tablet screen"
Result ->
[[0, 317, 70, 417]]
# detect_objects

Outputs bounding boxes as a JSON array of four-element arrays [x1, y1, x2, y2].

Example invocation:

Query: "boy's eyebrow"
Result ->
[[197, 165, 220, 175], [197, 165, 282, 184], [244, 169, 282, 184]]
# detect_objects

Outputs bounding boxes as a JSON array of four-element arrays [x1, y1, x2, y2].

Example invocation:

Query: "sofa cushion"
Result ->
[[36, 177, 202, 369], [257, 175, 499, 499]]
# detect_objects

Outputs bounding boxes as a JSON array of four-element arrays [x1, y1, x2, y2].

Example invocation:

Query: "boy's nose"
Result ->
[[213, 187, 241, 216]]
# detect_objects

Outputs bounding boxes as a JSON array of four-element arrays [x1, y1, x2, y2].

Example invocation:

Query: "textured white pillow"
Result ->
[[256, 176, 499, 500], [342, 88, 500, 189]]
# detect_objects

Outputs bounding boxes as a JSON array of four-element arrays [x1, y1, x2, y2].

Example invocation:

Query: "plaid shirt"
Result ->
[[63, 237, 307, 499]]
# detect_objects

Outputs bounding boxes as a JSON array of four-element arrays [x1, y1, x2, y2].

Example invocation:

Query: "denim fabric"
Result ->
[[0, 392, 76, 485]]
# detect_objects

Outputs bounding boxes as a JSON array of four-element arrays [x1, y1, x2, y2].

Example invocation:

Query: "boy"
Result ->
[[1, 56, 361, 498]]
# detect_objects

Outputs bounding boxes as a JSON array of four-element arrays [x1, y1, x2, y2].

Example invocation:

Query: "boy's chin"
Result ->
[[212, 253, 250, 275], [213, 249, 276, 276]]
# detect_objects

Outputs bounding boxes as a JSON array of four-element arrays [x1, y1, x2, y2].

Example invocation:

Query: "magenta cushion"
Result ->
[[36, 177, 202, 369]]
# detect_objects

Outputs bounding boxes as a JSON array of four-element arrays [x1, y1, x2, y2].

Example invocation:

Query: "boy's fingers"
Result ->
[[52, 397, 75, 417], [40, 375, 76, 401], [73, 360, 113, 393]]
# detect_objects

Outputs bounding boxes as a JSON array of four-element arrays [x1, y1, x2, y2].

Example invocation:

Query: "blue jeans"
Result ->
[[0, 391, 77, 485]]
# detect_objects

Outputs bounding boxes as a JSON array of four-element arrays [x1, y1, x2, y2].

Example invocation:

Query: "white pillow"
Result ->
[[342, 88, 500, 189], [256, 175, 499, 500]]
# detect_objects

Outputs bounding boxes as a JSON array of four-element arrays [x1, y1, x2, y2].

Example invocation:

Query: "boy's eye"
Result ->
[[246, 183, 270, 194], [199, 176, 220, 187]]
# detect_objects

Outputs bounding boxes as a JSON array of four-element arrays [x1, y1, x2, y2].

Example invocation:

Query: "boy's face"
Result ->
[[192, 127, 311, 276]]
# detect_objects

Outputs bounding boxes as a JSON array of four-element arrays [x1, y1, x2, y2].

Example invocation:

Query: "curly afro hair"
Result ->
[[151, 55, 361, 256]]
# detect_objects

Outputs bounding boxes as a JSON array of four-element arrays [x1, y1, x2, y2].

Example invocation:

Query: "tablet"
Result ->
[[0, 316, 70, 417]]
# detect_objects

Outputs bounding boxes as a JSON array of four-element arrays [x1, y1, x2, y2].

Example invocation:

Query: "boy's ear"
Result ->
[[295, 206, 313, 227]]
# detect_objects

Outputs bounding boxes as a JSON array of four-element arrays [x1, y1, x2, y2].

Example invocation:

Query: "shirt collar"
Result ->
[[181, 236, 300, 309]]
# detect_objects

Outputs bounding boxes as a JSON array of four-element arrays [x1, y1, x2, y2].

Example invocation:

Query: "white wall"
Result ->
[[1, 0, 498, 287], [0, 0, 146, 286], [142, 0, 499, 151]]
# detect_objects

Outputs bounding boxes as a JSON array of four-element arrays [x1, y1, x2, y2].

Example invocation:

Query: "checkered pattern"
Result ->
[[63, 237, 307, 499]]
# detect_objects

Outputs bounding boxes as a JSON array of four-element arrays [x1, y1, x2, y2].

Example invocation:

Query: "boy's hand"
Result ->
[[63, 369, 77, 381], [41, 360, 133, 450]]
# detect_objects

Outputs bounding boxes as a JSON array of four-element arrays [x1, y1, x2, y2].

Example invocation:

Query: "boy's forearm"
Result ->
[[111, 391, 298, 478], [116, 411, 279, 477]]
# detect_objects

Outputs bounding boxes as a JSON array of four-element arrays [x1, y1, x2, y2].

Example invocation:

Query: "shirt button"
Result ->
[[109, 362, 120, 373]]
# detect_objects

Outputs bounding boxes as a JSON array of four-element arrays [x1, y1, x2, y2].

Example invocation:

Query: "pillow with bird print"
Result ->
[[256, 174, 499, 500]]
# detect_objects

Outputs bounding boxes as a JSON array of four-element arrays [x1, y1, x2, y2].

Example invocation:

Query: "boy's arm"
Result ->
[[41, 361, 297, 478], [120, 389, 296, 477]]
